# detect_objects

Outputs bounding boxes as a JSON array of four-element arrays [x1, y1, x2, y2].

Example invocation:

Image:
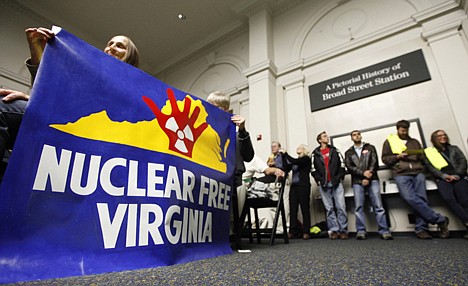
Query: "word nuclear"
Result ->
[[97, 203, 212, 249], [32, 144, 231, 211]]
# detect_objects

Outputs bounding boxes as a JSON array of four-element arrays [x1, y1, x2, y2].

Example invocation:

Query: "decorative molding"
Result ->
[[412, 0, 460, 23], [157, 0, 306, 76], [232, 0, 307, 18], [277, 59, 304, 77], [186, 53, 248, 92], [282, 76, 305, 91], [299, 18, 416, 70], [421, 17, 465, 43], [287, 0, 463, 75], [155, 24, 248, 77], [225, 80, 249, 97], [247, 3, 273, 18], [235, 80, 249, 92], [247, 69, 276, 85], [271, 0, 307, 17], [290, 1, 340, 62], [243, 59, 278, 78], [0, 67, 30, 86]]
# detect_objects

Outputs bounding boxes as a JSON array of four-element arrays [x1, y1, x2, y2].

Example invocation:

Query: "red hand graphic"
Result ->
[[142, 88, 208, 158]]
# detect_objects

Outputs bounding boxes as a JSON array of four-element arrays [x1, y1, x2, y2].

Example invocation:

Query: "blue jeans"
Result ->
[[319, 182, 348, 233], [395, 173, 445, 233], [0, 100, 27, 162], [353, 180, 389, 235]]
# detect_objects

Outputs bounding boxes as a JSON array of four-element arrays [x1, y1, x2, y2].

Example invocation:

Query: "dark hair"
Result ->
[[430, 130, 450, 151], [396, 120, 410, 129], [316, 131, 326, 144], [350, 130, 360, 137]]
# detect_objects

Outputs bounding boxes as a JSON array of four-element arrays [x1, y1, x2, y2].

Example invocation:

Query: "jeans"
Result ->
[[437, 178, 468, 224], [353, 180, 390, 235], [395, 173, 445, 233], [0, 100, 27, 162], [319, 182, 347, 233]]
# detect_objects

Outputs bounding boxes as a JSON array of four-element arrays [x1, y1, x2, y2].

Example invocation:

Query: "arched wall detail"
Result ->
[[187, 54, 248, 99], [289, 0, 431, 64]]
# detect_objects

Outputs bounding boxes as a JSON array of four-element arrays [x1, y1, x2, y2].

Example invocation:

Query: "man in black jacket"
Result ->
[[311, 131, 348, 239], [344, 130, 392, 240]]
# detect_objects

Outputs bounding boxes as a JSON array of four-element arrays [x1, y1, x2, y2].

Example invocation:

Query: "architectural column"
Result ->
[[244, 6, 278, 159], [421, 11, 468, 151], [281, 73, 308, 152]]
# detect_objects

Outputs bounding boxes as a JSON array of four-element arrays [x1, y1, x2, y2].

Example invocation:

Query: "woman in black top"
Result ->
[[282, 144, 312, 240], [425, 130, 468, 239]]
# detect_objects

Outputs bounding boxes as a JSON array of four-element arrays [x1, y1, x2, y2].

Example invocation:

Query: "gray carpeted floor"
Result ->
[[7, 236, 468, 285]]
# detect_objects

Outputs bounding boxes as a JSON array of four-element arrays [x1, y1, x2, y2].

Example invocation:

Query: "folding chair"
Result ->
[[239, 174, 289, 246]]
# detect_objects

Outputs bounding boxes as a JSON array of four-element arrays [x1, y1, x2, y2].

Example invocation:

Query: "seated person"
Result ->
[[425, 130, 468, 239], [240, 155, 284, 232], [0, 89, 29, 168]]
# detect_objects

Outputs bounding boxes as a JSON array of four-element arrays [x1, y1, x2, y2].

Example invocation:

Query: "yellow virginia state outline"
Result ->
[[50, 95, 228, 173]]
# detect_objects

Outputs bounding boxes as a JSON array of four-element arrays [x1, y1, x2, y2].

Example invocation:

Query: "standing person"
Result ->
[[282, 144, 312, 240], [425, 130, 468, 239], [0, 27, 140, 176], [344, 130, 393, 240], [311, 131, 348, 240], [206, 91, 255, 247], [382, 120, 449, 239], [267, 141, 285, 170]]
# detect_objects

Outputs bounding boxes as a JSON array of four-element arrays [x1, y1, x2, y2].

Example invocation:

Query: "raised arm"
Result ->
[[25, 27, 55, 65]]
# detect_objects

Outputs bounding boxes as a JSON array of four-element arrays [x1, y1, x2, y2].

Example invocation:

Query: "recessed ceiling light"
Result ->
[[178, 13, 187, 20]]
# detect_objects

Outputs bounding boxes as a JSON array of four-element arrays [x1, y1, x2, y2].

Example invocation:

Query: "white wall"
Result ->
[[0, 1, 52, 92]]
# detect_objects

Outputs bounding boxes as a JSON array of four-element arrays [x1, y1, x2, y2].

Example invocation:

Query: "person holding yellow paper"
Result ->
[[382, 120, 449, 239], [425, 130, 468, 239]]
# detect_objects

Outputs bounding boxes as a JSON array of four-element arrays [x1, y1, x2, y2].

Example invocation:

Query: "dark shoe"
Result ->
[[438, 217, 450, 239], [416, 230, 432, 239], [339, 232, 349, 240], [288, 233, 295, 239], [329, 231, 339, 240], [303, 233, 310, 240], [381, 232, 393, 240], [464, 230, 468, 240], [356, 232, 367, 240]]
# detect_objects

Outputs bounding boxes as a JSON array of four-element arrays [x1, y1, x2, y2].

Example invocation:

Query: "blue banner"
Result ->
[[0, 28, 236, 283]]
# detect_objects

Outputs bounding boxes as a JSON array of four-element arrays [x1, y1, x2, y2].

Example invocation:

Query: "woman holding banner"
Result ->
[[425, 130, 468, 239], [25, 27, 140, 82], [0, 27, 140, 176]]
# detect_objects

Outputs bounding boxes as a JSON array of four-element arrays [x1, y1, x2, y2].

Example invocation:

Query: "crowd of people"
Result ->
[[254, 119, 467, 241], [2, 27, 468, 244]]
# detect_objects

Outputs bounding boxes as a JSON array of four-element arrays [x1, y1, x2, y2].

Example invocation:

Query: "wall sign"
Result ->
[[308, 49, 431, 112]]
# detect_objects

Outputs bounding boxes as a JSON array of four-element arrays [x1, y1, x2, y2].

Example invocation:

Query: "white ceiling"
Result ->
[[15, 0, 292, 76]]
